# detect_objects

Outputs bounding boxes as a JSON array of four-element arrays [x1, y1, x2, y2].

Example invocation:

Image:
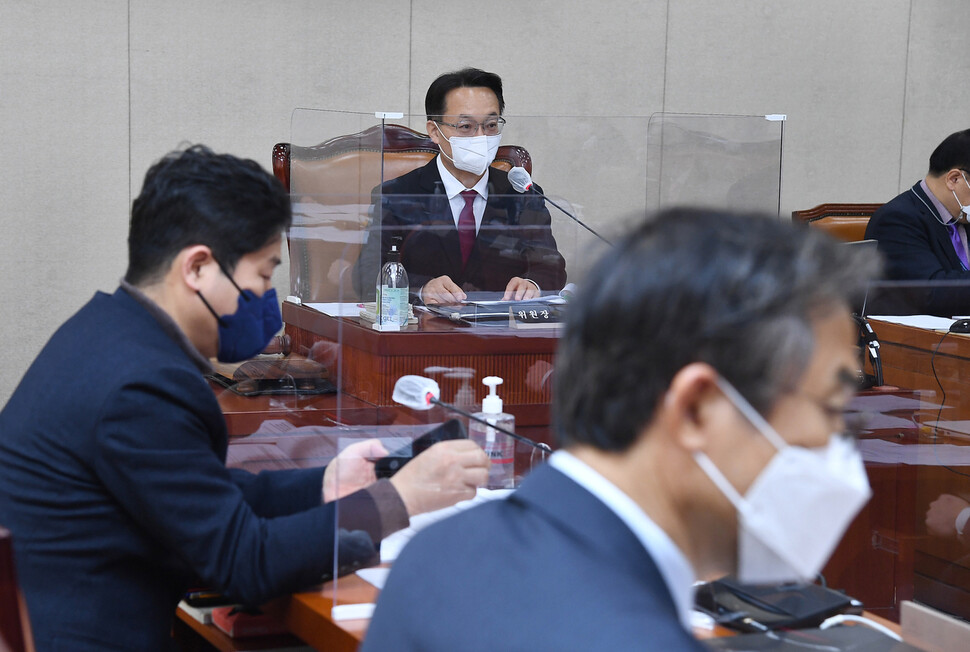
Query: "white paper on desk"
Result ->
[[868, 315, 957, 330], [859, 413, 921, 432], [380, 488, 513, 563], [304, 302, 364, 317], [847, 393, 934, 414], [466, 296, 564, 306], [356, 567, 390, 590], [859, 439, 970, 466]]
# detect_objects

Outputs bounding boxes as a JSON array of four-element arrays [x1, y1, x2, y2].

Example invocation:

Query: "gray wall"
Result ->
[[3, 0, 969, 404]]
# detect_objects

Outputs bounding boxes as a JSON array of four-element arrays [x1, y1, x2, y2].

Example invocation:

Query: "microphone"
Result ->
[[392, 375, 552, 452], [508, 166, 613, 246]]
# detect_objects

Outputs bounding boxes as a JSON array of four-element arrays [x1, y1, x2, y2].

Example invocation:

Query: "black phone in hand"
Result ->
[[374, 419, 467, 478]]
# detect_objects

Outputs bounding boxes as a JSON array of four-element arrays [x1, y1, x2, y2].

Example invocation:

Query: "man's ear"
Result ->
[[661, 362, 723, 453], [427, 120, 442, 146], [945, 168, 968, 189], [177, 245, 216, 292]]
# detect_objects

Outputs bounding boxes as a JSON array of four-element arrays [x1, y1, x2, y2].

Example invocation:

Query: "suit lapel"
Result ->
[[912, 182, 964, 269], [418, 159, 464, 277]]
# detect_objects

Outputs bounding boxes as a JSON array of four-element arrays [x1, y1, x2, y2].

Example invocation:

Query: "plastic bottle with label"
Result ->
[[469, 376, 515, 489], [376, 244, 409, 330]]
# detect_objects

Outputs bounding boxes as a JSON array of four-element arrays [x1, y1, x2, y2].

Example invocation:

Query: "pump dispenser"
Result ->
[[469, 376, 516, 488]]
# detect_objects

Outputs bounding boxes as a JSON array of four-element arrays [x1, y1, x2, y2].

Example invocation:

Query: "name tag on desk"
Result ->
[[509, 303, 564, 329]]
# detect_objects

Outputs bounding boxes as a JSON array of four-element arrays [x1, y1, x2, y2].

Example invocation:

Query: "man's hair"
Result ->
[[425, 68, 505, 121], [553, 208, 881, 452], [125, 145, 291, 286], [929, 128, 970, 176]]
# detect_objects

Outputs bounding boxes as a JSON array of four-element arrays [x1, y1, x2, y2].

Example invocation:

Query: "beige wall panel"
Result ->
[[662, 0, 911, 215], [0, 1, 129, 403], [408, 0, 667, 117], [898, 0, 970, 193], [128, 0, 412, 304]]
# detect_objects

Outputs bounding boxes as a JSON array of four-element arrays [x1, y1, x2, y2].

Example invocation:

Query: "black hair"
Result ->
[[425, 68, 505, 121], [928, 129, 970, 176], [553, 207, 881, 452], [125, 145, 291, 286]]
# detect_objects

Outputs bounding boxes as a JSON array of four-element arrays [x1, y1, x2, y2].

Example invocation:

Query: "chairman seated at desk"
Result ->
[[353, 67, 567, 305]]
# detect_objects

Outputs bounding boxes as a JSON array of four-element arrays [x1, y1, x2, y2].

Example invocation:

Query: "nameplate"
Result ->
[[509, 303, 565, 329]]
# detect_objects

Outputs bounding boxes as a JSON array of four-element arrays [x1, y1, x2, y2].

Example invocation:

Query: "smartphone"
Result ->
[[374, 419, 467, 478]]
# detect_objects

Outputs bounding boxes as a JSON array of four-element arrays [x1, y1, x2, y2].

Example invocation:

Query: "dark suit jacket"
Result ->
[[865, 182, 970, 315], [353, 158, 567, 301], [0, 288, 385, 651], [362, 463, 709, 652]]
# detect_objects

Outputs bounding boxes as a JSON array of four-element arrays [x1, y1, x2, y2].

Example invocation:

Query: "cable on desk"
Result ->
[[929, 328, 970, 480], [818, 614, 901, 641]]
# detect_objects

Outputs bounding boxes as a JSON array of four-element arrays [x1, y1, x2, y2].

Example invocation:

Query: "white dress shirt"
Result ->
[[435, 155, 488, 234]]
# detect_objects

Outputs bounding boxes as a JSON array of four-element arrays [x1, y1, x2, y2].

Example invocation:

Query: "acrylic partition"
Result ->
[[283, 110, 627, 427], [645, 113, 784, 214], [285, 110, 786, 307], [219, 109, 789, 626], [819, 279, 970, 623], [325, 420, 553, 622]]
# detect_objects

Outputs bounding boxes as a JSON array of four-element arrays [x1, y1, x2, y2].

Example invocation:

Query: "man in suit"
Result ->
[[362, 208, 879, 651], [354, 68, 566, 304], [0, 146, 488, 651], [865, 128, 970, 315]]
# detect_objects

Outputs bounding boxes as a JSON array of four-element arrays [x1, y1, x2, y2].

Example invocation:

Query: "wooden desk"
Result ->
[[282, 302, 558, 428], [821, 319, 970, 622], [274, 575, 900, 651], [279, 574, 737, 651]]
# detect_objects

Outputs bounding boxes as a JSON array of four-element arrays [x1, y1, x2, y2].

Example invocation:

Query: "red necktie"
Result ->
[[458, 190, 477, 267]]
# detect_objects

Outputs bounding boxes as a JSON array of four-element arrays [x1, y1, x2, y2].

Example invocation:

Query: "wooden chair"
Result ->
[[0, 527, 34, 652], [791, 203, 883, 242], [272, 123, 532, 193], [272, 124, 532, 302]]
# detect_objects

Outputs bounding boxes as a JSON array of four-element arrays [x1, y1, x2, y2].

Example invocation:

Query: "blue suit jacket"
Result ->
[[353, 158, 567, 301], [0, 288, 356, 651], [362, 463, 709, 651], [865, 182, 970, 315]]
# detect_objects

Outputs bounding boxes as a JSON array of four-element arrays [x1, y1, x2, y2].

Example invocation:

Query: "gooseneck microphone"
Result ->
[[393, 375, 552, 452], [508, 166, 613, 246]]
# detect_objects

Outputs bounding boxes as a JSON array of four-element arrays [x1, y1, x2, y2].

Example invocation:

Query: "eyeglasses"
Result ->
[[435, 116, 506, 137], [789, 389, 868, 440]]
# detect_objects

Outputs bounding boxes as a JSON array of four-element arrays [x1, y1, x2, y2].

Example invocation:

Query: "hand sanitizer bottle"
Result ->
[[469, 376, 515, 489], [376, 244, 409, 330]]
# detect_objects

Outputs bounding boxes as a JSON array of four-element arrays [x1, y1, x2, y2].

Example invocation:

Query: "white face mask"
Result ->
[[693, 378, 871, 584], [437, 127, 502, 176], [951, 172, 970, 223]]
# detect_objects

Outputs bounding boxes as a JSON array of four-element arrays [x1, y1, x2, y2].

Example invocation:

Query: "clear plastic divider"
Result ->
[[825, 279, 970, 621], [261, 109, 786, 621]]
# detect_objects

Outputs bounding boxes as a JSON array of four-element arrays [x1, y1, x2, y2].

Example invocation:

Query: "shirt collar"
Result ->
[[921, 179, 958, 224], [120, 279, 213, 374], [435, 155, 489, 200], [548, 450, 697, 629]]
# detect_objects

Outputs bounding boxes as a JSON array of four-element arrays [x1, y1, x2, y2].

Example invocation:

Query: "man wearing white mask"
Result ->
[[353, 68, 566, 305], [866, 128, 970, 315], [362, 208, 880, 651]]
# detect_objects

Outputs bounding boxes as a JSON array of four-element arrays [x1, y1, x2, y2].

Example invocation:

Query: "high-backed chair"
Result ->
[[791, 203, 883, 242], [0, 527, 33, 652], [273, 124, 533, 302]]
